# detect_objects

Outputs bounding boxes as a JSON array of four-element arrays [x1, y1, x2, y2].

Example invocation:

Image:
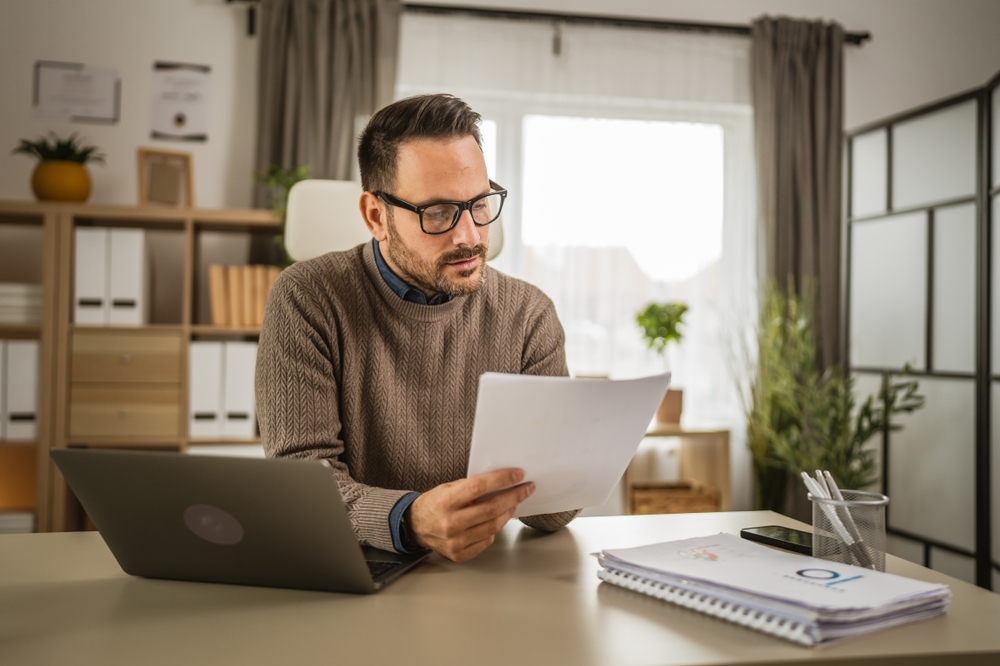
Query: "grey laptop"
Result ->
[[50, 448, 429, 593]]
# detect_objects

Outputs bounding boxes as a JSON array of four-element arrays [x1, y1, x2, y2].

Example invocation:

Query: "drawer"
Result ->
[[72, 331, 182, 384], [70, 385, 181, 438]]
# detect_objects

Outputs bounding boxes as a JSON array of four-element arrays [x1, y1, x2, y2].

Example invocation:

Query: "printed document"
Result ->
[[466, 372, 670, 517]]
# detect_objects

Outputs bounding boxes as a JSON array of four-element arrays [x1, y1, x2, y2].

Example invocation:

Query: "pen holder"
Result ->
[[809, 490, 889, 572]]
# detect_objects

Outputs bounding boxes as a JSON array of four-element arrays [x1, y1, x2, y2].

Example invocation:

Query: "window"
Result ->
[[519, 115, 723, 380]]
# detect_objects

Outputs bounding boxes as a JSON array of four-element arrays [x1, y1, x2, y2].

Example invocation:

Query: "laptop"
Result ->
[[50, 448, 430, 593]]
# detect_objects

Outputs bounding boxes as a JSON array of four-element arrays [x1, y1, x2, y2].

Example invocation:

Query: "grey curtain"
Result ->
[[254, 0, 401, 204], [751, 16, 844, 371]]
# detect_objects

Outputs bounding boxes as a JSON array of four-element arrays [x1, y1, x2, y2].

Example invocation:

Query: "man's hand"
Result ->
[[407, 469, 535, 562]]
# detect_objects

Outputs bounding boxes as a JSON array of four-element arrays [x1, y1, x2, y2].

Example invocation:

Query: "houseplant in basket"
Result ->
[[13, 132, 104, 203], [636, 301, 688, 424], [745, 281, 925, 520]]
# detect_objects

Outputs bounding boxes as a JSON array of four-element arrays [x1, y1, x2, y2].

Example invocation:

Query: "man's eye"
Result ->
[[425, 208, 451, 223]]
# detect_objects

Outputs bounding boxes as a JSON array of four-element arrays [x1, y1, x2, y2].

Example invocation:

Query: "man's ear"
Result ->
[[359, 192, 389, 242]]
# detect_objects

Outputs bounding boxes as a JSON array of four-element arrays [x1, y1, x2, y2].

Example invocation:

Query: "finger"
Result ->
[[454, 482, 534, 527], [451, 504, 517, 546], [452, 534, 496, 563], [447, 468, 525, 509]]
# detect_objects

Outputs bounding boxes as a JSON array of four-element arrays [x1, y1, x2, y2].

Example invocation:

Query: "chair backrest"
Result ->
[[285, 180, 369, 262], [284, 179, 503, 263]]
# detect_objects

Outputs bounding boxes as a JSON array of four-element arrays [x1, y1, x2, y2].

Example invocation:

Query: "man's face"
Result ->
[[379, 135, 491, 298]]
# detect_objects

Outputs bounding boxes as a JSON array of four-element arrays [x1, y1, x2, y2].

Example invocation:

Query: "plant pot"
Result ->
[[655, 388, 683, 424], [31, 160, 91, 202]]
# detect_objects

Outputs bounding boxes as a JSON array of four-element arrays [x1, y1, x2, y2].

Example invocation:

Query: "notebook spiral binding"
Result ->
[[597, 567, 816, 647]]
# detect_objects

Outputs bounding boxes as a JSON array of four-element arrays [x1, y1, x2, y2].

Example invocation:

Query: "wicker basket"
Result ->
[[629, 479, 720, 515]]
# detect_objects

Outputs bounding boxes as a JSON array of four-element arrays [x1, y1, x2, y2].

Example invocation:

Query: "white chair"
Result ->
[[283, 179, 503, 263]]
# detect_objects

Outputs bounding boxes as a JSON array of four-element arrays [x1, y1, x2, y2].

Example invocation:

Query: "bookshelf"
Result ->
[[0, 200, 281, 532]]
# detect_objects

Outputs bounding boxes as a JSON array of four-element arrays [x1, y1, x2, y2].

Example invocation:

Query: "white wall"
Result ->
[[425, 0, 1000, 131], [0, 0, 257, 208], [2, 1, 998, 207]]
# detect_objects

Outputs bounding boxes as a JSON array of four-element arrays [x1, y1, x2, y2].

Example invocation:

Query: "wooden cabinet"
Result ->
[[71, 330, 183, 384], [0, 201, 281, 532], [69, 385, 182, 438]]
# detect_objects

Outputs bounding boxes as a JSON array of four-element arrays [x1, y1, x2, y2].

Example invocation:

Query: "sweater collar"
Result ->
[[361, 241, 475, 323], [372, 239, 453, 306]]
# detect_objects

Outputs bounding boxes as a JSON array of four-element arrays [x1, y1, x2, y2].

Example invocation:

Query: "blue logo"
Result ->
[[796, 568, 863, 586]]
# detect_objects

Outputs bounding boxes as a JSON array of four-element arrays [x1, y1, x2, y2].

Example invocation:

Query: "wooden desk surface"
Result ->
[[3, 511, 999, 666]]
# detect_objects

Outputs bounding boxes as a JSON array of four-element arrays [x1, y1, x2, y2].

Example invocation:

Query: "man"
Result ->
[[256, 94, 578, 563]]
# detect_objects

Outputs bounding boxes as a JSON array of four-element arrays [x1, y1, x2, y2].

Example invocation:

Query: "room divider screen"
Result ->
[[846, 69, 1000, 590]]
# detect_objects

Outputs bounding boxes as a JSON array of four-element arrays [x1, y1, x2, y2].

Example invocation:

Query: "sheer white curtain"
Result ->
[[396, 13, 757, 510]]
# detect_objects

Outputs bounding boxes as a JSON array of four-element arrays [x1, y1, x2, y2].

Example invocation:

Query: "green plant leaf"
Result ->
[[635, 302, 688, 355], [11, 132, 104, 164]]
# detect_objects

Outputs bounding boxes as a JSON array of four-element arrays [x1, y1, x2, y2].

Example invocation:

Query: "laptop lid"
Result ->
[[50, 448, 419, 594]]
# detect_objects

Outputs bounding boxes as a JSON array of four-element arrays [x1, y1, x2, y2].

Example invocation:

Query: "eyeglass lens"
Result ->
[[422, 192, 504, 233]]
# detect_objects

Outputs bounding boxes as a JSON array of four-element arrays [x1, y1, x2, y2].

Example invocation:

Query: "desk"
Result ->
[[3, 512, 999, 666]]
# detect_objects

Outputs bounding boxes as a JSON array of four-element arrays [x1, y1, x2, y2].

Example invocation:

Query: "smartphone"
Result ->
[[740, 525, 813, 555]]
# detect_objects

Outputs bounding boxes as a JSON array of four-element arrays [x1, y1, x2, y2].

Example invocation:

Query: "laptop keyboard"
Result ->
[[366, 560, 398, 579]]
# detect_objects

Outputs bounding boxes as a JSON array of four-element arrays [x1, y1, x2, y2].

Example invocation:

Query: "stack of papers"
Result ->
[[0, 283, 42, 324], [597, 533, 950, 646]]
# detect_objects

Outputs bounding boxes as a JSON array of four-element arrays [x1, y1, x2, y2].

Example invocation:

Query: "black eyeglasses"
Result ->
[[377, 180, 507, 235]]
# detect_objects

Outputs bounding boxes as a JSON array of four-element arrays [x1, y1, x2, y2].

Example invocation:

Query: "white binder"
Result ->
[[188, 342, 223, 439], [222, 341, 257, 439], [74, 228, 109, 324], [108, 229, 148, 326], [4, 340, 39, 442]]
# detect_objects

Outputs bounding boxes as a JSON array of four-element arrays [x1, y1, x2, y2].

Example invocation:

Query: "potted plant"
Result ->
[[13, 132, 104, 203], [744, 282, 925, 520], [255, 164, 310, 266], [636, 301, 688, 424]]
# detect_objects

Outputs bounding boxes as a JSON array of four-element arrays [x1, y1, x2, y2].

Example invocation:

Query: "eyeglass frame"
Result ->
[[375, 180, 507, 235]]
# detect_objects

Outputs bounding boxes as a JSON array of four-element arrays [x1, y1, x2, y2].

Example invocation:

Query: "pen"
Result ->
[[823, 471, 875, 570], [801, 472, 874, 569]]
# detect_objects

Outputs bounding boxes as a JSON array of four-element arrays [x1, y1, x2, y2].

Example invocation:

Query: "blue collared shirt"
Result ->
[[373, 239, 452, 306]]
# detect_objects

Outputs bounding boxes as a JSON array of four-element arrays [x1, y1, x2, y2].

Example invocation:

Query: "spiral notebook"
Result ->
[[597, 533, 950, 647]]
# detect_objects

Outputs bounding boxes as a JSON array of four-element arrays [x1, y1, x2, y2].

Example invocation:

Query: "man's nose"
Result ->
[[450, 208, 481, 246]]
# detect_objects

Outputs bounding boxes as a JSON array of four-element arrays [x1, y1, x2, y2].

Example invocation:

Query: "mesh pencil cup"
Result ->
[[809, 490, 889, 572]]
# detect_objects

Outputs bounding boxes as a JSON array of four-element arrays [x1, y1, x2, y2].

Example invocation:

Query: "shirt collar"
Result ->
[[372, 239, 452, 306]]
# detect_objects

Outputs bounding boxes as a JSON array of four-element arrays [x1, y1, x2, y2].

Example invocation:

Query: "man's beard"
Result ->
[[384, 215, 488, 297]]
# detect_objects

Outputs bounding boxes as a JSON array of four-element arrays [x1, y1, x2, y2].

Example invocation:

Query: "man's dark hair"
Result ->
[[358, 94, 482, 194]]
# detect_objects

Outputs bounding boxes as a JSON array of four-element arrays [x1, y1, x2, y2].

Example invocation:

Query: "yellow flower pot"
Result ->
[[31, 160, 92, 202]]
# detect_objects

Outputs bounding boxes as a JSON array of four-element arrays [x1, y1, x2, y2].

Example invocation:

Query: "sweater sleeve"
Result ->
[[256, 268, 412, 553], [518, 290, 581, 532]]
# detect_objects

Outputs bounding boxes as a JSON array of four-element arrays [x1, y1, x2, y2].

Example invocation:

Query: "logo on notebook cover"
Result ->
[[796, 568, 864, 586], [184, 504, 244, 545], [678, 547, 719, 561]]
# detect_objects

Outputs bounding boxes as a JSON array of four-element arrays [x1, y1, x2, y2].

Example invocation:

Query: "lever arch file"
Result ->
[[188, 342, 223, 439], [3, 340, 40, 442], [221, 341, 257, 439], [108, 228, 148, 326], [74, 228, 109, 324]]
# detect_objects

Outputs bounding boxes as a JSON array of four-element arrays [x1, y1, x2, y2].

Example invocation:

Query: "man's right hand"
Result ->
[[406, 468, 535, 563]]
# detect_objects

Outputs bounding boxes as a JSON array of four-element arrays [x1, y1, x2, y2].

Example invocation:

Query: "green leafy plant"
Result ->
[[636, 302, 689, 355], [254, 164, 310, 266], [746, 282, 924, 513], [12, 132, 105, 164]]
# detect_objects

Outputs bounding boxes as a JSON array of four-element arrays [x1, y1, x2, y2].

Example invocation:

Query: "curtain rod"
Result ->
[[403, 3, 871, 46]]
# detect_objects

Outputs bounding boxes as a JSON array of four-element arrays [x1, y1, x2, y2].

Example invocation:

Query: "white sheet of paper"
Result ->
[[466, 372, 671, 518]]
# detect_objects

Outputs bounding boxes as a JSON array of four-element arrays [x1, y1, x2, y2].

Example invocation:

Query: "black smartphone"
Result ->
[[740, 525, 813, 555]]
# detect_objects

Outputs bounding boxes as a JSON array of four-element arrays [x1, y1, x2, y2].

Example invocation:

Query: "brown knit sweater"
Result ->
[[256, 242, 579, 552]]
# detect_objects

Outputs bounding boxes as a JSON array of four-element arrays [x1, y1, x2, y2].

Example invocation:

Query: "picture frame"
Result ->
[[137, 147, 195, 208]]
